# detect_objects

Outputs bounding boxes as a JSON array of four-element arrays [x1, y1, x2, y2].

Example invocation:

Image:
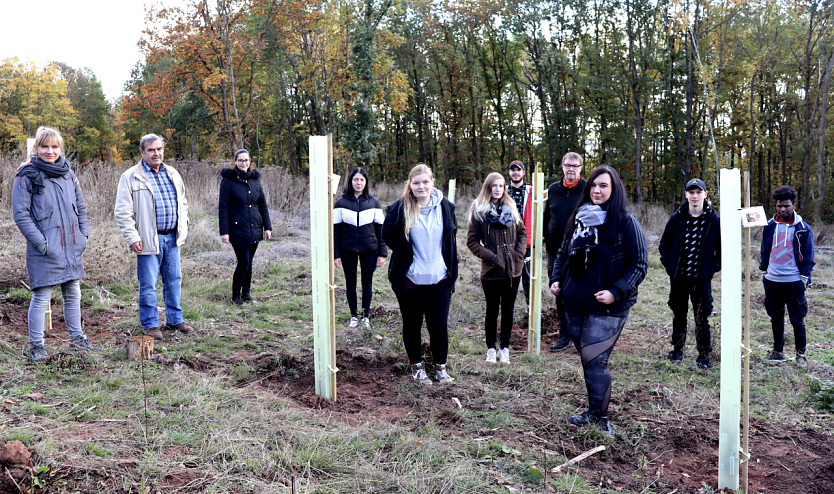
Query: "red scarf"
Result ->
[[563, 177, 581, 189]]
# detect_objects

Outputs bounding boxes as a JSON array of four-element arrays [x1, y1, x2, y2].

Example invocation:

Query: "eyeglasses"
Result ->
[[563, 164, 581, 169]]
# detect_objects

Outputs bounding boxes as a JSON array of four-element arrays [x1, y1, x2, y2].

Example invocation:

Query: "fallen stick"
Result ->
[[552, 445, 606, 473]]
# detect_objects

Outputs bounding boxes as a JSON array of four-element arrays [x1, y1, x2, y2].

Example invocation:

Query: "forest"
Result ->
[[1, 0, 833, 220]]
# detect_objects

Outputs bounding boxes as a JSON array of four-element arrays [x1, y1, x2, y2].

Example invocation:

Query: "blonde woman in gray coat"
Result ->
[[12, 127, 101, 362]]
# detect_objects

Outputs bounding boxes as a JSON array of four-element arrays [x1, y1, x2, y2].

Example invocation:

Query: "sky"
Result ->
[[0, 0, 185, 102]]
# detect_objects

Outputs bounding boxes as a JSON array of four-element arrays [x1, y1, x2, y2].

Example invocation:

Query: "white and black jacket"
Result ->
[[333, 194, 387, 258]]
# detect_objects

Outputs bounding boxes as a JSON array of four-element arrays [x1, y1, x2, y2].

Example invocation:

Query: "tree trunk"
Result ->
[[814, 45, 834, 223]]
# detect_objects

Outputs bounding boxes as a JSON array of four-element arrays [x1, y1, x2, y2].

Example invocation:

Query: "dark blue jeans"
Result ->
[[564, 308, 629, 418], [763, 278, 807, 354]]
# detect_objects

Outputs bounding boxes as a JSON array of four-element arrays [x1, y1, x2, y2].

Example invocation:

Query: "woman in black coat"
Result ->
[[333, 167, 387, 330], [219, 149, 272, 305]]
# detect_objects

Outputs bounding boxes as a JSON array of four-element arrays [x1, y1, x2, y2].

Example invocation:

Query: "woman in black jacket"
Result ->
[[383, 164, 458, 385], [333, 167, 387, 330], [549, 166, 648, 437], [219, 149, 272, 305], [466, 173, 527, 365]]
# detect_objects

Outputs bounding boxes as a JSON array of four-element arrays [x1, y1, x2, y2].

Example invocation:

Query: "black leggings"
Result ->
[[232, 242, 259, 297], [342, 251, 377, 318], [482, 276, 521, 349], [395, 282, 451, 365], [564, 308, 628, 418]]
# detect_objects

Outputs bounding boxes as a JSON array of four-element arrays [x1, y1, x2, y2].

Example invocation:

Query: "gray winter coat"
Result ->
[[12, 164, 89, 289]]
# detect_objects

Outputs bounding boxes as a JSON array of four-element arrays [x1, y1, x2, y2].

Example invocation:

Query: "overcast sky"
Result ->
[[1, 0, 185, 102]]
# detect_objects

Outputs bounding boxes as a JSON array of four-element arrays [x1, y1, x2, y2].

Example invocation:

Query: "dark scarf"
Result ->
[[485, 202, 515, 226], [568, 203, 607, 274], [16, 156, 71, 195], [235, 167, 253, 180]]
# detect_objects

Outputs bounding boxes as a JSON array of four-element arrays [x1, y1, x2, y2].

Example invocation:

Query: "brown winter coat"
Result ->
[[467, 214, 527, 281]]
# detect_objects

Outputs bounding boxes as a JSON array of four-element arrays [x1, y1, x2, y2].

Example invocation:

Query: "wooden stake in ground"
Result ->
[[448, 179, 456, 204], [309, 134, 338, 401], [126, 335, 155, 360], [527, 169, 544, 354], [741, 171, 752, 493], [551, 445, 606, 474], [718, 168, 742, 490]]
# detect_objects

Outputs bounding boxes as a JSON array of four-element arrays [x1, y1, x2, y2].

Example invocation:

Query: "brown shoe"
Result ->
[[165, 322, 193, 335], [144, 327, 163, 340]]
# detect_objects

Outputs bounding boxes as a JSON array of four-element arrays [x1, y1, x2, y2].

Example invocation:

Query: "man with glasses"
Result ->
[[115, 134, 193, 341], [543, 152, 586, 352], [759, 185, 815, 368]]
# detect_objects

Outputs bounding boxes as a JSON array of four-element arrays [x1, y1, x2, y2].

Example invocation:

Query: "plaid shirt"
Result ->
[[142, 160, 179, 232]]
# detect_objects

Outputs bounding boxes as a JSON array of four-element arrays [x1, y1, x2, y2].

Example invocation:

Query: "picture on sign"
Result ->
[[740, 206, 767, 228]]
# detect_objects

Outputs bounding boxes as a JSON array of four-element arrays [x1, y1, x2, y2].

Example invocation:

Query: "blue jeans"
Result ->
[[29, 280, 84, 344], [137, 232, 183, 330]]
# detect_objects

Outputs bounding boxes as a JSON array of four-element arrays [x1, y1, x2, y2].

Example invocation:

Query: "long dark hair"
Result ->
[[565, 166, 629, 239], [343, 167, 371, 198]]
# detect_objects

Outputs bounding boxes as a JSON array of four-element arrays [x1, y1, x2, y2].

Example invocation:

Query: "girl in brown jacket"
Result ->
[[467, 173, 527, 364]]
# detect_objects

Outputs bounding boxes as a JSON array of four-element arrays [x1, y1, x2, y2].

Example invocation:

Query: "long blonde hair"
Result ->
[[401, 163, 435, 240], [469, 172, 521, 224]]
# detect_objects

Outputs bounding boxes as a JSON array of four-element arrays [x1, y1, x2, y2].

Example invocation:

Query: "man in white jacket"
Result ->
[[114, 134, 192, 340]]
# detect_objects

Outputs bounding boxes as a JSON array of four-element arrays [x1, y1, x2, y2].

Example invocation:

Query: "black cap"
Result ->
[[686, 178, 706, 191], [509, 160, 524, 171]]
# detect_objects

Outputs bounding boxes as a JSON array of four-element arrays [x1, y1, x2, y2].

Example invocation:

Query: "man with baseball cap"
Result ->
[[507, 160, 533, 302], [659, 178, 721, 369]]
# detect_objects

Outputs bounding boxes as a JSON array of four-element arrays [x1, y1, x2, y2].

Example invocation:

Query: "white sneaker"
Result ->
[[436, 364, 455, 383], [411, 363, 432, 385], [348, 317, 359, 328], [486, 348, 497, 363], [360, 317, 371, 331], [498, 348, 510, 364]]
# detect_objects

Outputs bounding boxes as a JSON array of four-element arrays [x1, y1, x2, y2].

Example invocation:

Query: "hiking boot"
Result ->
[[796, 353, 808, 369], [232, 296, 243, 306], [28, 343, 50, 363], [165, 322, 193, 335], [360, 317, 372, 332], [568, 411, 596, 426], [498, 348, 511, 364], [595, 417, 614, 438], [69, 336, 102, 352], [486, 348, 497, 363], [143, 327, 163, 340], [665, 350, 683, 361], [241, 293, 254, 303], [549, 336, 572, 353], [435, 364, 455, 384], [411, 362, 432, 386], [766, 350, 785, 363], [348, 317, 359, 328], [695, 353, 710, 370]]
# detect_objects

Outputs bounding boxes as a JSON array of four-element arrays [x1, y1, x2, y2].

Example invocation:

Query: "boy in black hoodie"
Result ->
[[659, 179, 721, 369]]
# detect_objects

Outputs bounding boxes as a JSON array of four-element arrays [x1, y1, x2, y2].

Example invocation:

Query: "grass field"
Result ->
[[0, 157, 832, 493]]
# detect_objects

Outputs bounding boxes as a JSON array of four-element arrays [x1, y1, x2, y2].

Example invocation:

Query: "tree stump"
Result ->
[[126, 335, 155, 360]]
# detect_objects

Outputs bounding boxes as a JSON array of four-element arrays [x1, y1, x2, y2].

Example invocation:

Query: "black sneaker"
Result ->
[[242, 293, 254, 303], [595, 417, 614, 438], [232, 296, 243, 306], [28, 343, 50, 363], [696, 353, 710, 370], [549, 336, 572, 353], [767, 350, 785, 363], [666, 350, 683, 361], [568, 411, 595, 426]]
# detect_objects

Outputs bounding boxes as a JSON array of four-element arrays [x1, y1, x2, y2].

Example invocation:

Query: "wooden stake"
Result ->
[[551, 445, 605, 473], [527, 168, 544, 354], [126, 335, 155, 360], [742, 171, 752, 493], [44, 301, 52, 335]]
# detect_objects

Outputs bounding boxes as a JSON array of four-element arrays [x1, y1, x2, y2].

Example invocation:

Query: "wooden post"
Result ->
[[527, 169, 544, 354], [126, 335, 155, 360], [44, 301, 52, 335], [718, 168, 742, 491], [448, 179, 456, 204], [741, 171, 752, 493], [310, 134, 338, 400]]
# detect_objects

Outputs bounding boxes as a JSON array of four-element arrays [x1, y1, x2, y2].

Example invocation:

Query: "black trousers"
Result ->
[[231, 242, 259, 297], [763, 278, 807, 353], [547, 251, 567, 336], [668, 278, 713, 354], [521, 247, 531, 303], [482, 276, 521, 349], [342, 251, 377, 318], [564, 308, 628, 418], [396, 282, 451, 365]]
